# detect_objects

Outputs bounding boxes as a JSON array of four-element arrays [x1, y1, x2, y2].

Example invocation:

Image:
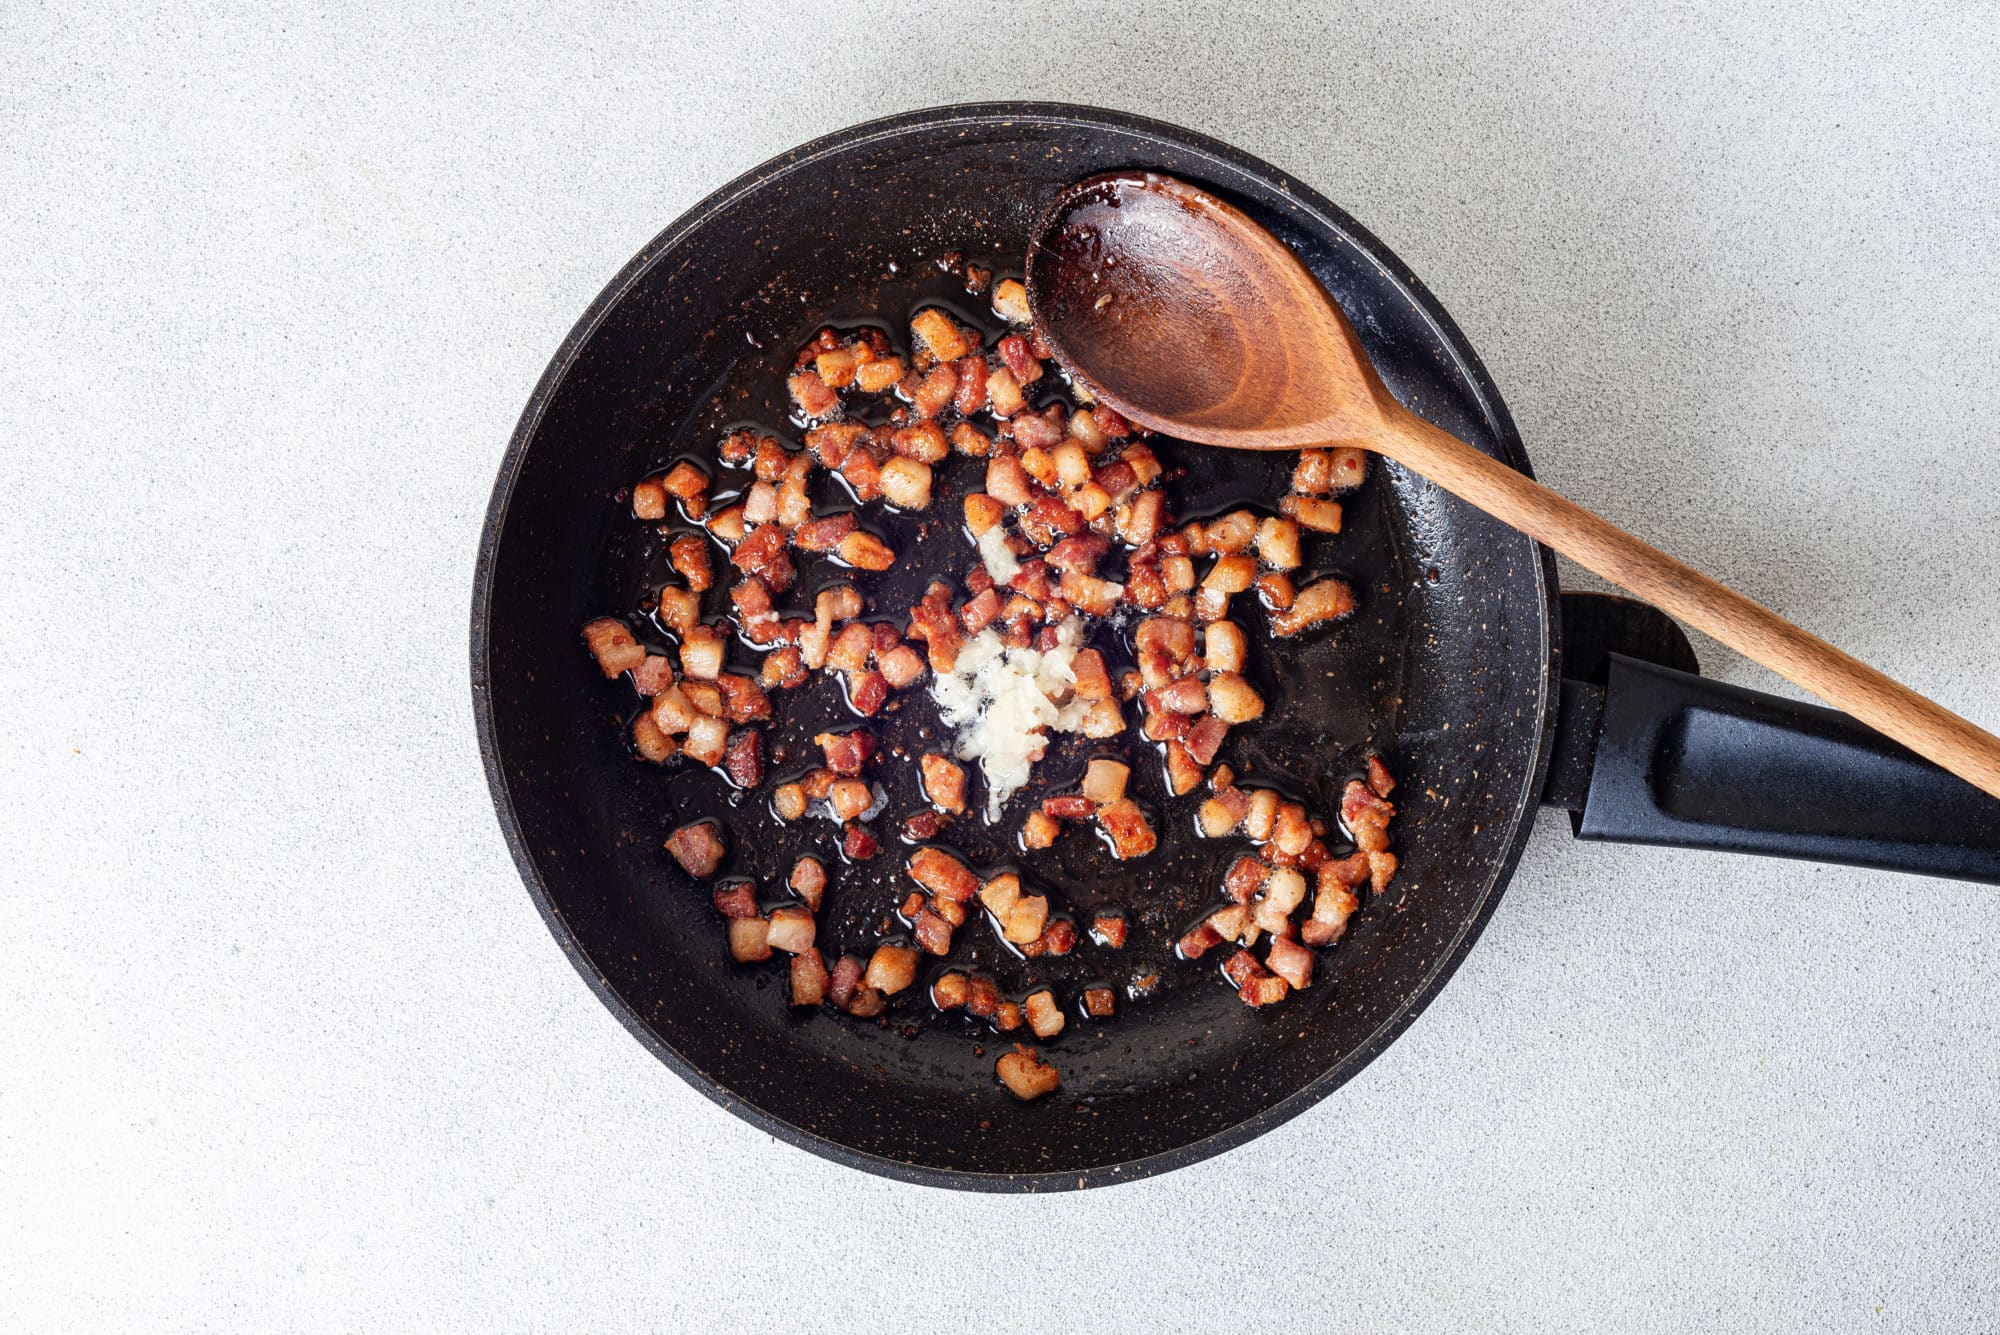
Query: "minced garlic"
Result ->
[[930, 618, 1093, 821]]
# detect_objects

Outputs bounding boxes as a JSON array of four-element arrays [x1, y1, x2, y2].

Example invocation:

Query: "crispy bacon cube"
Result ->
[[876, 644, 926, 690], [632, 477, 667, 520], [1057, 571, 1123, 617], [911, 308, 974, 363], [1280, 493, 1343, 533], [907, 847, 979, 902], [1264, 935, 1315, 990], [682, 715, 730, 768], [669, 535, 713, 592], [731, 522, 787, 577], [837, 530, 896, 572], [1045, 532, 1110, 576], [826, 621, 873, 675], [842, 822, 880, 861], [715, 673, 771, 723], [984, 454, 1034, 508], [864, 943, 920, 996], [648, 685, 697, 736], [1197, 786, 1251, 839], [950, 357, 989, 414], [827, 954, 865, 1009], [1000, 895, 1049, 947], [795, 512, 858, 553], [854, 357, 904, 394], [1163, 740, 1203, 795], [741, 481, 778, 526], [880, 456, 934, 510], [770, 782, 807, 822], [722, 727, 763, 788], [1224, 855, 1269, 904], [1291, 450, 1334, 494], [761, 645, 807, 692], [788, 856, 827, 911], [1238, 968, 1289, 1007], [1067, 648, 1113, 703], [931, 971, 970, 1010], [711, 880, 758, 920], [846, 669, 889, 716], [910, 365, 958, 420], [1042, 794, 1095, 821], [996, 1044, 1060, 1101], [839, 446, 884, 502], [1183, 715, 1230, 768], [628, 653, 674, 697], [790, 949, 830, 1006], [1341, 779, 1396, 852], [765, 905, 816, 955], [1178, 921, 1224, 960], [829, 778, 874, 822], [1273, 801, 1314, 857], [952, 976, 994, 1022], [997, 328, 1047, 382], [985, 365, 1025, 417], [913, 908, 954, 956], [655, 587, 700, 635], [788, 368, 838, 418], [1367, 756, 1396, 798], [1019, 810, 1060, 850], [1116, 489, 1167, 546], [1329, 447, 1367, 490], [728, 917, 772, 963], [1096, 798, 1157, 860], [1072, 761, 1126, 808], [958, 587, 1004, 635], [582, 618, 646, 677], [1302, 873, 1361, 946], [706, 504, 746, 546], [805, 423, 865, 469], [678, 624, 727, 682], [920, 754, 968, 814], [631, 712, 676, 762], [1271, 577, 1356, 637], [1023, 989, 1065, 1039], [1220, 948, 1261, 989], [666, 820, 725, 878]]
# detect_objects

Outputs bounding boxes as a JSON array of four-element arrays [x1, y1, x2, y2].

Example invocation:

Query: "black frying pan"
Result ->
[[472, 103, 2000, 1191]]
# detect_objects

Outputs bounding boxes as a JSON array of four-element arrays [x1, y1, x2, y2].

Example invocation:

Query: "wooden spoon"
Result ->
[[1026, 171, 2000, 801]]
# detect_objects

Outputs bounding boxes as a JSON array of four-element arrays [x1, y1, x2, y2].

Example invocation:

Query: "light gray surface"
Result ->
[[3, 2, 1996, 1330]]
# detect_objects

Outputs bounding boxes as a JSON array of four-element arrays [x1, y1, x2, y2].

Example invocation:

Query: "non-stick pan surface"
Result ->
[[472, 104, 1560, 1189]]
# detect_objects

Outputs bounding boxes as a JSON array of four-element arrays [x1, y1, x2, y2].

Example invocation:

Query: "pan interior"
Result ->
[[477, 108, 1553, 1183]]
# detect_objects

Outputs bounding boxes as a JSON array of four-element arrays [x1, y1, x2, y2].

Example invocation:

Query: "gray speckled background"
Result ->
[[3, 2, 1997, 1330]]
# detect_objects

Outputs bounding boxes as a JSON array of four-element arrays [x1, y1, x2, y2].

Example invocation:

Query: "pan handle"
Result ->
[[1544, 653, 2000, 884]]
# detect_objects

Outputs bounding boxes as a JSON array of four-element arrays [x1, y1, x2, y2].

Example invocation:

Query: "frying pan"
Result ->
[[472, 103, 2000, 1190]]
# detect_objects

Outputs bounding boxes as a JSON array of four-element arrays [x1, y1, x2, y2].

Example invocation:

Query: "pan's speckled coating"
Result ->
[[471, 103, 1560, 1189]]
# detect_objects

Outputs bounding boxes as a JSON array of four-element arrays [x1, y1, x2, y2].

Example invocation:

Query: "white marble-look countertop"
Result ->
[[4, 3, 1996, 1330]]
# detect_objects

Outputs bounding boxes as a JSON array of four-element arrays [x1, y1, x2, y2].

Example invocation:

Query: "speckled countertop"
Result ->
[[4, 3, 1997, 1331]]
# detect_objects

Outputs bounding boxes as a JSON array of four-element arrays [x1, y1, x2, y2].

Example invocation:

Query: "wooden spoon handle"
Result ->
[[1375, 407, 2000, 801]]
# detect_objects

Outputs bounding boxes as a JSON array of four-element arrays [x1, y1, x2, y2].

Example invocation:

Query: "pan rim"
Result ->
[[470, 100, 1561, 1192]]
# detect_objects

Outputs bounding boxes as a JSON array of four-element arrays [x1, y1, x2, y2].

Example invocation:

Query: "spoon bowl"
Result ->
[[1027, 171, 1394, 449]]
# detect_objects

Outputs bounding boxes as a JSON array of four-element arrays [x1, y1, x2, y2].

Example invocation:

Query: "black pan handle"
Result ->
[[1545, 653, 2000, 884]]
